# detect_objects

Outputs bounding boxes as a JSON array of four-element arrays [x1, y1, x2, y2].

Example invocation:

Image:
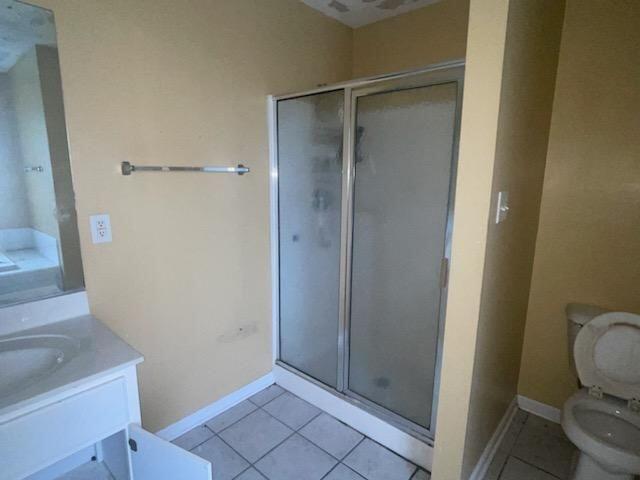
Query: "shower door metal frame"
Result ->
[[269, 60, 465, 442]]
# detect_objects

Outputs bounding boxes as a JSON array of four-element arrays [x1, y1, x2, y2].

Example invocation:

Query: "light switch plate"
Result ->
[[90, 214, 112, 243], [495, 191, 509, 224]]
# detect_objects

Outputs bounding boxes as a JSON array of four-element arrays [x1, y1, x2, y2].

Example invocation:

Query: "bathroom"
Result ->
[[0, 0, 638, 479]]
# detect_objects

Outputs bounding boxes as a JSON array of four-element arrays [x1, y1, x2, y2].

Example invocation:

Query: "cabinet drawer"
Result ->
[[0, 378, 129, 480]]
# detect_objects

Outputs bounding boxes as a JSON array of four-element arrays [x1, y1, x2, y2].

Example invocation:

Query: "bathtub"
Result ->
[[0, 251, 18, 273], [0, 228, 61, 299]]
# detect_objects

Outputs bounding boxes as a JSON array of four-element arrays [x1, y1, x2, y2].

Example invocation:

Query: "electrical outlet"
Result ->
[[90, 214, 112, 244]]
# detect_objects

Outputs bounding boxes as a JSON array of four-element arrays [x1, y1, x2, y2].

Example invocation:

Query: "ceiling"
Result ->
[[0, 0, 56, 73], [302, 0, 440, 28]]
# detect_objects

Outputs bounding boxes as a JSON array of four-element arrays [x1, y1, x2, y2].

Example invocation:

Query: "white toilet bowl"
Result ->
[[562, 390, 640, 480], [561, 309, 640, 480]]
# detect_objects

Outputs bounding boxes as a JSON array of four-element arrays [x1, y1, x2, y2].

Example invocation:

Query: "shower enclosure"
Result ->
[[272, 63, 463, 440]]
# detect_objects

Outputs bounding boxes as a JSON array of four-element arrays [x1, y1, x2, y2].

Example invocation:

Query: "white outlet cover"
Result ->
[[90, 214, 112, 244]]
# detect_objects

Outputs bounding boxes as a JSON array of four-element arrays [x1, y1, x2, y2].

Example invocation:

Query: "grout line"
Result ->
[[247, 384, 286, 407], [507, 454, 564, 480], [494, 410, 570, 480], [409, 465, 420, 479], [219, 416, 288, 466], [276, 388, 383, 466], [254, 387, 364, 468], [251, 430, 298, 474], [193, 385, 328, 479], [239, 406, 317, 466], [507, 411, 568, 480], [341, 435, 366, 461], [491, 451, 510, 480], [335, 436, 367, 477], [257, 399, 317, 433], [319, 462, 368, 480], [189, 431, 254, 471], [489, 411, 529, 477], [216, 431, 264, 466], [297, 424, 358, 462], [339, 462, 367, 480], [198, 386, 309, 469], [201, 385, 423, 479], [180, 425, 216, 451], [196, 410, 276, 469], [319, 455, 369, 480], [231, 464, 253, 480], [319, 462, 342, 480], [172, 423, 216, 452], [250, 411, 341, 477], [494, 411, 527, 480], [359, 434, 421, 468], [205, 402, 260, 435], [268, 387, 420, 476]]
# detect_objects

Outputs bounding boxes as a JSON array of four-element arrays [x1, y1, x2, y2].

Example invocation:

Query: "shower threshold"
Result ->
[[273, 362, 434, 470]]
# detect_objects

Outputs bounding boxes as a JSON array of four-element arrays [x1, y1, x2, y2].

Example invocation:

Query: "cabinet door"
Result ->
[[128, 424, 211, 479]]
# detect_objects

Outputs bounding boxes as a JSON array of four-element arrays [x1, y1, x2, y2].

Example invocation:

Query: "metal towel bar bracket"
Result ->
[[121, 161, 249, 176]]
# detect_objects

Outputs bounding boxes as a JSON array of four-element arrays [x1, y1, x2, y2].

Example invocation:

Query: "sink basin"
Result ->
[[0, 335, 77, 397], [0, 313, 142, 419]]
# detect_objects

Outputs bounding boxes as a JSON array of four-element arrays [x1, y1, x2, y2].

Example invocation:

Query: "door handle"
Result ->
[[440, 258, 449, 289]]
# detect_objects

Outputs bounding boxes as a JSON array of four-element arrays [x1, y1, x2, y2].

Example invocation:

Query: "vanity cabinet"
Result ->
[[1, 365, 211, 480]]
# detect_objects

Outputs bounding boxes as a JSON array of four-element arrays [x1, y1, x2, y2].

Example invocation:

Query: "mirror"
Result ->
[[0, 0, 84, 307]]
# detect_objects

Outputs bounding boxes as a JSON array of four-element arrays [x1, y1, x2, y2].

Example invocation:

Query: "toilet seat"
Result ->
[[562, 390, 640, 475], [574, 312, 640, 403]]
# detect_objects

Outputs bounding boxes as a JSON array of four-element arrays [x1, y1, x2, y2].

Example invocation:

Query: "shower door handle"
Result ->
[[439, 258, 449, 289]]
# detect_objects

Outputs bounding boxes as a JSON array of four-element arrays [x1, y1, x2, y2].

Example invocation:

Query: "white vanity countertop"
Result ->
[[0, 314, 143, 421]]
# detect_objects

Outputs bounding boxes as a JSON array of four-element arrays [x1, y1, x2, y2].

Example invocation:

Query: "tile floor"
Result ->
[[57, 389, 577, 480], [484, 409, 577, 480], [173, 384, 430, 480]]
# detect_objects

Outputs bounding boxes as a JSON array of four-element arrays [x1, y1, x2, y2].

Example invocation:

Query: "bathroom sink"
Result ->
[[0, 313, 143, 420], [0, 335, 77, 397]]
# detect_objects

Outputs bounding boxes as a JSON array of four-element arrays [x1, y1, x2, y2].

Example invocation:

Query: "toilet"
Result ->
[[562, 304, 640, 480]]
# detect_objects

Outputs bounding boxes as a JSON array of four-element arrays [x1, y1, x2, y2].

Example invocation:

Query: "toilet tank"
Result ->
[[566, 303, 609, 375]]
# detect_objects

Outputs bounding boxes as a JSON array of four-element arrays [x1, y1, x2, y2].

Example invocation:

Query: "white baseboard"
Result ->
[[273, 365, 432, 470], [155, 372, 275, 441], [517, 395, 561, 424], [468, 397, 518, 480]]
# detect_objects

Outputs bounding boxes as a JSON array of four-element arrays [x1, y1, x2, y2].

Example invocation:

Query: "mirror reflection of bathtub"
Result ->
[[0, 228, 62, 305]]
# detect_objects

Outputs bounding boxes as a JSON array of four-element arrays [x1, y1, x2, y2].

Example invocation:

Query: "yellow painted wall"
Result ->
[[518, 0, 640, 409], [352, 0, 469, 78], [32, 0, 352, 431], [431, 1, 510, 477], [462, 0, 565, 476], [432, 1, 565, 476]]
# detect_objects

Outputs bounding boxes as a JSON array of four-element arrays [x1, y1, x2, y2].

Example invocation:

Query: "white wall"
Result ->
[[0, 74, 31, 230]]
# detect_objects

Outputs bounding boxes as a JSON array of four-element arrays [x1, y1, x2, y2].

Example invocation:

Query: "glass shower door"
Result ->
[[346, 83, 458, 430], [277, 91, 344, 388], [275, 67, 463, 437]]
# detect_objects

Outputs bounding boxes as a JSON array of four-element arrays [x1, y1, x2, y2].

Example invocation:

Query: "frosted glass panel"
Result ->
[[277, 91, 344, 388], [348, 83, 457, 428]]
